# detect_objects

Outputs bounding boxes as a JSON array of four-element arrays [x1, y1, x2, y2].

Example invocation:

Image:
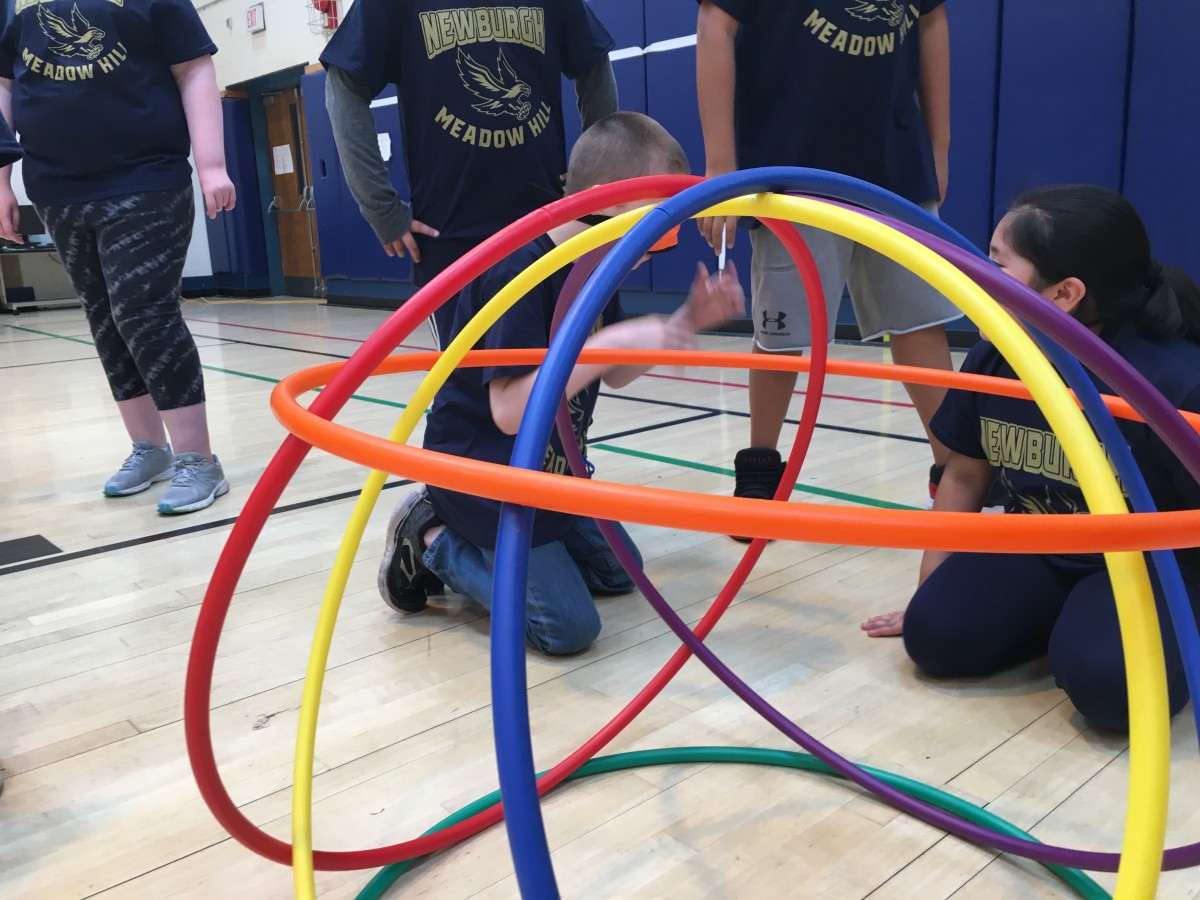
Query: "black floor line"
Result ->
[[191, 333, 353, 361], [591, 411, 722, 444], [0, 479, 415, 578], [0, 355, 97, 369], [191, 328, 929, 448], [191, 329, 929, 447], [603, 391, 930, 445], [1, 328, 928, 576], [0, 333, 66, 343]]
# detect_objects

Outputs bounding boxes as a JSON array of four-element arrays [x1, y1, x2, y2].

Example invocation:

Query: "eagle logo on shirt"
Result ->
[[37, 2, 107, 60], [845, 0, 906, 27], [455, 47, 532, 122]]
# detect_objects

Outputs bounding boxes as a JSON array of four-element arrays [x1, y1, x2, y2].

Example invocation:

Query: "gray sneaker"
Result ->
[[104, 440, 174, 496], [157, 453, 229, 515]]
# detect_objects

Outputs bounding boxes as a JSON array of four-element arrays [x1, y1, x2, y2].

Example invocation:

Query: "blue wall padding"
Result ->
[[302, 70, 413, 284], [205, 97, 268, 289], [1123, 0, 1200, 281], [938, 0, 1000, 252], [644, 0, 696, 44], [561, 0, 651, 293], [992, 0, 1132, 211]]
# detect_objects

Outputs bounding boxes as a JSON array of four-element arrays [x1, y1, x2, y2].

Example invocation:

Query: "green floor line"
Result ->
[[591, 443, 921, 510], [7, 323, 915, 511]]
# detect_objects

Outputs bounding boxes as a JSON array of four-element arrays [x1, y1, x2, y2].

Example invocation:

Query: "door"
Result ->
[[263, 87, 322, 297]]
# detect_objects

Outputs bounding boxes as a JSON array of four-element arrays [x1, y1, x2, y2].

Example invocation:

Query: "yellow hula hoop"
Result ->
[[289, 194, 1166, 899]]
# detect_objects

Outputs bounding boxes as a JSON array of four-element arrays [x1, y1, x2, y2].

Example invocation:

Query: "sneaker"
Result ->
[[103, 440, 174, 496], [928, 463, 1009, 513], [731, 447, 787, 543], [157, 453, 229, 515], [378, 489, 443, 614]]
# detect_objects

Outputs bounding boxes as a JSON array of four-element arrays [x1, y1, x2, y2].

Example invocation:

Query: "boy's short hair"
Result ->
[[565, 111, 690, 196]]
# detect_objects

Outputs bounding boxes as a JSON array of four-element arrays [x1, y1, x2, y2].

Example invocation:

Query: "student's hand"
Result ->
[[934, 147, 949, 207], [199, 166, 236, 219], [860, 610, 905, 638], [0, 183, 21, 244], [696, 166, 738, 252], [684, 260, 745, 332], [385, 220, 440, 262]]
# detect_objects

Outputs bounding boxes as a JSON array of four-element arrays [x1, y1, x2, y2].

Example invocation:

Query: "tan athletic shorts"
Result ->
[[748, 203, 964, 351]]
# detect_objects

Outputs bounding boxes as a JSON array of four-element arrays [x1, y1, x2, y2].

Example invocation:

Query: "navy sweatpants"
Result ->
[[903, 551, 1199, 732], [37, 187, 204, 410]]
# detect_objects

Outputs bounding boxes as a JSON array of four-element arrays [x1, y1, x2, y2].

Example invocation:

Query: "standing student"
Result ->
[[695, 0, 961, 514], [0, 0, 235, 514], [322, 0, 619, 346]]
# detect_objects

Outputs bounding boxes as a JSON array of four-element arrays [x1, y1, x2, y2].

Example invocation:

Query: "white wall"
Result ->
[[195, 0, 338, 88], [183, 157, 213, 279]]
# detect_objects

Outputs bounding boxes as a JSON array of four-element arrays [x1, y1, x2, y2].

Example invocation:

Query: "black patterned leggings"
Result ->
[[36, 187, 205, 410]]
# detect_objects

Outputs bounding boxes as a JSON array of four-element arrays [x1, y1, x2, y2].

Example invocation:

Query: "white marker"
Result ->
[[718, 223, 727, 273]]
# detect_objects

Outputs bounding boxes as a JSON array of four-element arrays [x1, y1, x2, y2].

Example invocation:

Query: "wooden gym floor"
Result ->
[[1, 300, 1197, 898]]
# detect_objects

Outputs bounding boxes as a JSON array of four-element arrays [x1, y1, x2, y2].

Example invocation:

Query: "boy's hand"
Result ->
[[385, 220, 440, 261], [684, 260, 744, 332]]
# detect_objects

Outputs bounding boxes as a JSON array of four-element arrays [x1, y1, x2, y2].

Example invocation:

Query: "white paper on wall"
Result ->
[[272, 144, 294, 175]]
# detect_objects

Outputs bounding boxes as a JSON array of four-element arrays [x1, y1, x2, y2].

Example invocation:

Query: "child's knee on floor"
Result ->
[[1050, 645, 1132, 733], [526, 614, 602, 656]]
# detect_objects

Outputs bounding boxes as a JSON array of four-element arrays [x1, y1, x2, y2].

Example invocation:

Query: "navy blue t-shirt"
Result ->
[[932, 322, 1200, 572], [320, 0, 613, 243], [708, 0, 944, 204], [0, 0, 215, 205], [423, 234, 622, 549]]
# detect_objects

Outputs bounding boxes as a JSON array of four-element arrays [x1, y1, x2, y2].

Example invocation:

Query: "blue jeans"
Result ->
[[423, 517, 640, 655]]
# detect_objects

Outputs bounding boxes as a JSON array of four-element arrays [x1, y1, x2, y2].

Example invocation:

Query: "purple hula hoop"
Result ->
[[549, 212, 1200, 873]]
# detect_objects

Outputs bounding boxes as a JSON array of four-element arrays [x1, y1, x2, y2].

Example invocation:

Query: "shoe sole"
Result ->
[[104, 468, 174, 497], [378, 492, 427, 614], [157, 479, 230, 515], [730, 489, 778, 544]]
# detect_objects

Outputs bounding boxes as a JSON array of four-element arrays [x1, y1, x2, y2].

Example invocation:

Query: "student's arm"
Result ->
[[171, 55, 235, 219], [488, 317, 683, 435], [0, 77, 18, 243], [918, 451, 992, 582], [574, 57, 618, 131], [696, 0, 740, 251], [918, 4, 951, 204], [601, 261, 744, 388], [489, 264, 744, 435], [325, 65, 439, 260], [861, 451, 993, 637]]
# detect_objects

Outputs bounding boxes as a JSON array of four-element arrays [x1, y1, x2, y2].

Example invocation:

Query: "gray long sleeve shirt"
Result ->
[[325, 58, 618, 246]]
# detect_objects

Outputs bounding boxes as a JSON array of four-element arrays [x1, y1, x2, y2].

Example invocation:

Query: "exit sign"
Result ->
[[246, 2, 265, 32]]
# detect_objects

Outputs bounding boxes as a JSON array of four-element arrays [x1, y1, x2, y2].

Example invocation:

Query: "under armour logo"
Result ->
[[761, 310, 788, 331]]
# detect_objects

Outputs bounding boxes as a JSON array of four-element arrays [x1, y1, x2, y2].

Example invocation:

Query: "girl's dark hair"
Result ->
[[1004, 184, 1200, 340]]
